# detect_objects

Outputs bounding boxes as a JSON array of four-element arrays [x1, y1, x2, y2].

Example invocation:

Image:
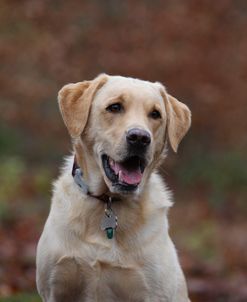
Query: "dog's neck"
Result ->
[[74, 140, 109, 197]]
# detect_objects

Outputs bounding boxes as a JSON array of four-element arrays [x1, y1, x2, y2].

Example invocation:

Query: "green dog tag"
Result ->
[[100, 199, 118, 239], [106, 228, 114, 239]]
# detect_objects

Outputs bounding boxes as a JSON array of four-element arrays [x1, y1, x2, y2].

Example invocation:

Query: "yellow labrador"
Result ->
[[36, 74, 191, 302]]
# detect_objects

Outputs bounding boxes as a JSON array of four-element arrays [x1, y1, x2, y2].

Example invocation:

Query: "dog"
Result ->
[[36, 74, 191, 302]]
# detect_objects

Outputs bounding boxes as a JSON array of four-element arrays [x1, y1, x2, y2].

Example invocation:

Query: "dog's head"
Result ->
[[58, 74, 191, 195]]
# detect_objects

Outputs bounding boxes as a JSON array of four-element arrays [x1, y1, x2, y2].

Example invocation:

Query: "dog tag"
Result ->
[[101, 212, 117, 230], [100, 200, 118, 239]]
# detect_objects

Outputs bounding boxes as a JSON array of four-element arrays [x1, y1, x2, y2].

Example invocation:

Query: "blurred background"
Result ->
[[0, 0, 247, 301]]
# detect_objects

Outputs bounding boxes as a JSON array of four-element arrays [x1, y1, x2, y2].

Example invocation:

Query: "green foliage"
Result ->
[[0, 157, 25, 199], [0, 293, 41, 302], [33, 168, 53, 196], [176, 150, 247, 207], [185, 221, 220, 262], [0, 156, 53, 222], [0, 157, 25, 221], [0, 125, 21, 156]]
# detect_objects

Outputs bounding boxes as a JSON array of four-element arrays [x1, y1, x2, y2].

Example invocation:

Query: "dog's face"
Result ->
[[87, 77, 169, 194], [58, 74, 191, 195]]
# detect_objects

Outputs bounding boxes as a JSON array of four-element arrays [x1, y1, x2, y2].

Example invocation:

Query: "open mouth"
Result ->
[[102, 154, 146, 191]]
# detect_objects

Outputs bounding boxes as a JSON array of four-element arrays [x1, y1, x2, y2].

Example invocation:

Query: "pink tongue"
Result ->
[[110, 161, 142, 185]]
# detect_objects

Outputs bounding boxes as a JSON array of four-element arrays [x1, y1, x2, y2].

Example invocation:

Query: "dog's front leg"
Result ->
[[48, 257, 88, 302]]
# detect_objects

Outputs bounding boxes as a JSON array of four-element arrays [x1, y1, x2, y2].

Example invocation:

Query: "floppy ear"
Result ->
[[58, 74, 108, 138], [165, 94, 191, 152]]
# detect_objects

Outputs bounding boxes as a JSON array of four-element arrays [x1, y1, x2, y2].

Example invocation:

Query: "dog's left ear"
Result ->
[[165, 94, 191, 152], [58, 74, 108, 138], [157, 84, 191, 152]]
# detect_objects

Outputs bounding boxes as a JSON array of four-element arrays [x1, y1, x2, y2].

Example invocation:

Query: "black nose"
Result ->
[[126, 128, 151, 148]]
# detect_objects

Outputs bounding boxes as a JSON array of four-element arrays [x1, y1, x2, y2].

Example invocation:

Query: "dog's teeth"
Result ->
[[109, 158, 114, 167], [119, 170, 123, 182]]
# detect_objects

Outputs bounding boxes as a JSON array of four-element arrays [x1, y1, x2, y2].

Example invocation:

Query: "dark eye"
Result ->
[[106, 103, 123, 113], [149, 110, 161, 119]]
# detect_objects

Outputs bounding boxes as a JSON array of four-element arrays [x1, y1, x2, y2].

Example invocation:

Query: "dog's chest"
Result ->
[[86, 259, 148, 301], [67, 238, 169, 301]]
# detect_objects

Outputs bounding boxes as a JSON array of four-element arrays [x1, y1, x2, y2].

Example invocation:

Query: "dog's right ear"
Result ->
[[155, 82, 191, 153], [58, 74, 108, 138]]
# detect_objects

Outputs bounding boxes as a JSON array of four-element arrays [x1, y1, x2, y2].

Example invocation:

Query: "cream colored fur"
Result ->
[[36, 74, 191, 302]]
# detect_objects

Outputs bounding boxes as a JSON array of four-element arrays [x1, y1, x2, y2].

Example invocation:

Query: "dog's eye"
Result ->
[[149, 110, 161, 119], [106, 103, 123, 113]]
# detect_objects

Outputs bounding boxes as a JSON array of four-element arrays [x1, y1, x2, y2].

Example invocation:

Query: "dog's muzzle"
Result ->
[[101, 128, 151, 193]]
